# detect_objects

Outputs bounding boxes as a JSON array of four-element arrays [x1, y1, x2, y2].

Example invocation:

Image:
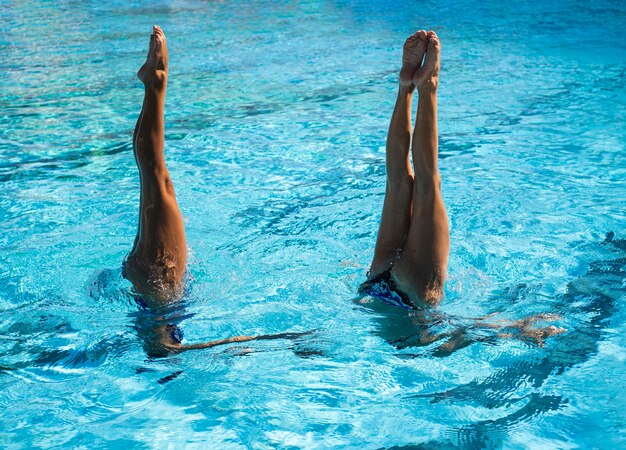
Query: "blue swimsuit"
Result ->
[[358, 269, 416, 310]]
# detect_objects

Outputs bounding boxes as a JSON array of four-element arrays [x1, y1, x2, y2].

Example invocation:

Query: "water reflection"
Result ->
[[358, 233, 624, 447]]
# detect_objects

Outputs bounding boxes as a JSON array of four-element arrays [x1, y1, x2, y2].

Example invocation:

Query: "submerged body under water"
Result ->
[[1, 0, 625, 448]]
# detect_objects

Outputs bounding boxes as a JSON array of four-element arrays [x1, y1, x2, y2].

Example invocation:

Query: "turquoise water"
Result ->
[[1, 0, 625, 447]]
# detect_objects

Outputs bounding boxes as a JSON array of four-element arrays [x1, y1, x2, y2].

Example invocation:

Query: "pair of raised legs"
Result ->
[[124, 27, 449, 345], [368, 30, 450, 305]]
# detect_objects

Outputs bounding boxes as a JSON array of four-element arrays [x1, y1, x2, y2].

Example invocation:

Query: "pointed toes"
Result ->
[[425, 31, 440, 53], [153, 25, 165, 39], [427, 31, 440, 46], [407, 29, 427, 42]]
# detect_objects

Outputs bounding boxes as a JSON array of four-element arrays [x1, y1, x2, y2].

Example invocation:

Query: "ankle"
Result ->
[[143, 70, 168, 91]]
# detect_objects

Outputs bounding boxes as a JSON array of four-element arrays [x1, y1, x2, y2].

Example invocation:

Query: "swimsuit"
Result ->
[[358, 269, 416, 310], [166, 324, 184, 344]]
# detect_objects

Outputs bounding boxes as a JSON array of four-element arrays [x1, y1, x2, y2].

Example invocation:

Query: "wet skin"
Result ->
[[126, 27, 309, 357], [125, 25, 187, 307], [370, 30, 450, 306]]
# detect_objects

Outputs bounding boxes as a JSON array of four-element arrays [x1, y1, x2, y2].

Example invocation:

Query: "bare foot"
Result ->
[[412, 31, 440, 91], [137, 25, 168, 89], [399, 30, 428, 91]]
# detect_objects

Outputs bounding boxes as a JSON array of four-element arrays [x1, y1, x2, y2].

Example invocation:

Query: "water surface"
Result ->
[[1, 0, 625, 448]]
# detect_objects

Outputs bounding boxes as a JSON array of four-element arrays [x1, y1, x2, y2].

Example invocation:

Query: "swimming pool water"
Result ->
[[1, 0, 625, 448]]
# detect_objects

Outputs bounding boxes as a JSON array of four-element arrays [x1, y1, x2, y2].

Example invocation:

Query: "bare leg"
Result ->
[[130, 100, 145, 255], [370, 31, 428, 277], [125, 26, 187, 307], [392, 31, 450, 304]]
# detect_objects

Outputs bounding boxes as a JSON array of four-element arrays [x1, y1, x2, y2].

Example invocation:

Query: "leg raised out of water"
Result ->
[[125, 26, 187, 307], [370, 30, 428, 277], [124, 29, 312, 358], [392, 31, 450, 305]]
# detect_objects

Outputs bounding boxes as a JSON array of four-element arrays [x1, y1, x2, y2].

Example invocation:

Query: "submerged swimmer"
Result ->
[[124, 25, 186, 305], [359, 31, 564, 351], [124, 26, 308, 356], [361, 30, 449, 307]]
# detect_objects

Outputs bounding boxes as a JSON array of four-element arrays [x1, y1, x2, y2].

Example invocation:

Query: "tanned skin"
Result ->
[[126, 27, 308, 357], [125, 25, 187, 306], [369, 30, 450, 306]]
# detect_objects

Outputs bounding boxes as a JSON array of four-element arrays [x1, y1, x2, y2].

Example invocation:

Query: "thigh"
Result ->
[[370, 175, 413, 276], [392, 182, 449, 302]]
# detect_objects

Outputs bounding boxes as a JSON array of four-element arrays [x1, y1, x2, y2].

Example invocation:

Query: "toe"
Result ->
[[428, 34, 440, 48], [418, 30, 427, 40]]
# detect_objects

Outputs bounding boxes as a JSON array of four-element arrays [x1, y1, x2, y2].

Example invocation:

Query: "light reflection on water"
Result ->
[[0, 0, 625, 447]]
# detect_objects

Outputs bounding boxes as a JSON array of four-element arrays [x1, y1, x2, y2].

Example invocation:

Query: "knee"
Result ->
[[153, 167, 174, 193], [145, 166, 176, 197], [386, 173, 414, 195], [414, 173, 441, 197]]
